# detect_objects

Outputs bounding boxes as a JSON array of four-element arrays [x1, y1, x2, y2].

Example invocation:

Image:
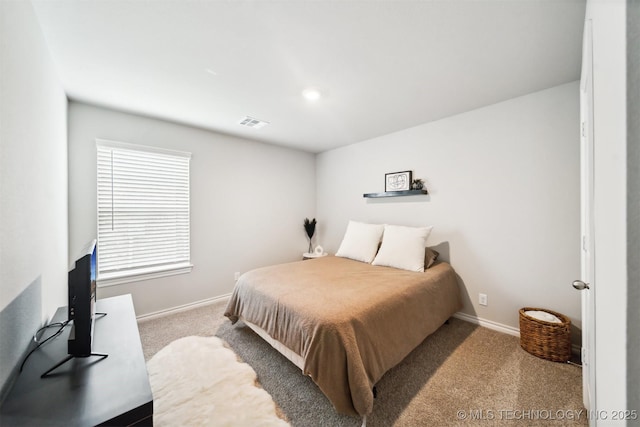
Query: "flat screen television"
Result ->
[[67, 239, 97, 356]]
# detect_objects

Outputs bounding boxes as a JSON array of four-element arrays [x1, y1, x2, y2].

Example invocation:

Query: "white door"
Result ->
[[577, 18, 596, 416]]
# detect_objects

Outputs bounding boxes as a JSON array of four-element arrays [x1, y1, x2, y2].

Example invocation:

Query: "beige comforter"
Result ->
[[224, 256, 462, 417]]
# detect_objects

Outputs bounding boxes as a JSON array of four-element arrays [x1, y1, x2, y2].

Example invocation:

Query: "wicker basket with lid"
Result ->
[[519, 307, 571, 362]]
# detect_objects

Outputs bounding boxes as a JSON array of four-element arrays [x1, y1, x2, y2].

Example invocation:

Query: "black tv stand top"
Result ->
[[0, 294, 153, 426]]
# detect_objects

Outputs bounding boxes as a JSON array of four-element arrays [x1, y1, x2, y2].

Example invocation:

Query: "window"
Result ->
[[96, 139, 191, 286]]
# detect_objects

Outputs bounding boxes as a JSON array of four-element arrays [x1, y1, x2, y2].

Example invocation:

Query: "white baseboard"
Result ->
[[136, 293, 231, 322], [454, 311, 581, 356], [453, 311, 521, 337]]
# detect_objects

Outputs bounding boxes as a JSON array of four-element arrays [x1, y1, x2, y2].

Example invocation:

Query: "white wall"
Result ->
[[627, 0, 639, 415], [0, 0, 68, 392], [317, 82, 581, 334], [586, 0, 628, 420], [68, 102, 316, 316]]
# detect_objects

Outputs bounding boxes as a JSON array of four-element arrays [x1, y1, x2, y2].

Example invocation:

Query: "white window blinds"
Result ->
[[96, 140, 191, 284]]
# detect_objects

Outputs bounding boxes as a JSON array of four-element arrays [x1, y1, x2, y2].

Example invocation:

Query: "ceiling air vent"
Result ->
[[238, 116, 269, 129]]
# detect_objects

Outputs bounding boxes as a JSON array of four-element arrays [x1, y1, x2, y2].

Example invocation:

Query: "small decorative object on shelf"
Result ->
[[411, 179, 424, 190], [385, 171, 412, 192], [364, 171, 428, 198], [303, 218, 317, 253]]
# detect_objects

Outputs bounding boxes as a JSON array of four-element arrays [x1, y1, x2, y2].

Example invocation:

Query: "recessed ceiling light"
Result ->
[[205, 68, 217, 76], [302, 87, 322, 102]]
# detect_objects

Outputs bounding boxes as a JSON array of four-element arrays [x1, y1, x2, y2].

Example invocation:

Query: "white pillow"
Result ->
[[372, 225, 434, 272], [335, 221, 385, 263]]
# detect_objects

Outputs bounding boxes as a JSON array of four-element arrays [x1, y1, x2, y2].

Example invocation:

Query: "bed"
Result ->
[[224, 254, 462, 418]]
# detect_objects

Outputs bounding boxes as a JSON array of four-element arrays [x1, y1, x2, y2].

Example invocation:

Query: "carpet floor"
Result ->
[[138, 298, 587, 426]]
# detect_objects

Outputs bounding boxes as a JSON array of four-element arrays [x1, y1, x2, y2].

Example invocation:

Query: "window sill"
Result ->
[[97, 263, 193, 288]]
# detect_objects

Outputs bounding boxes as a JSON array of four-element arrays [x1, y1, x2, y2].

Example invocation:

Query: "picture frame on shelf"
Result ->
[[385, 170, 412, 192]]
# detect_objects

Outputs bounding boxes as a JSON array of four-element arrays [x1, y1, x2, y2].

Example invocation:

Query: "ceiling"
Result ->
[[31, 0, 586, 153]]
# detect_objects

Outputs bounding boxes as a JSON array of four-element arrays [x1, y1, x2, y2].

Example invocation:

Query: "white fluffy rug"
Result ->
[[147, 336, 290, 426]]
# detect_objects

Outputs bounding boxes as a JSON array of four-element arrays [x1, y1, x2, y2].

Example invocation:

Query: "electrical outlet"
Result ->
[[479, 293, 488, 306], [234, 272, 240, 281]]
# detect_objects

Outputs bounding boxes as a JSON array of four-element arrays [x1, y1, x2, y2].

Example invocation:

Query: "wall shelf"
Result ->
[[363, 189, 428, 198]]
